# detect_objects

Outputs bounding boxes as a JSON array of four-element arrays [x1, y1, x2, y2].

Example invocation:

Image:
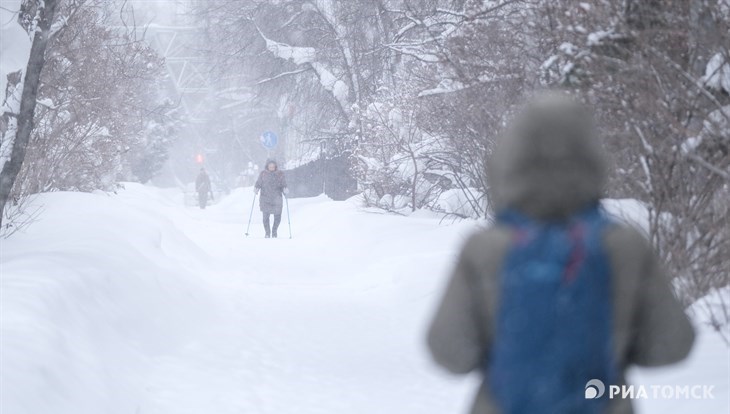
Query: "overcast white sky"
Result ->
[[126, 0, 190, 26]]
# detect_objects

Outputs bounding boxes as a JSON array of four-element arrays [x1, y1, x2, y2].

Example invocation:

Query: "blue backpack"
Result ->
[[487, 205, 616, 414]]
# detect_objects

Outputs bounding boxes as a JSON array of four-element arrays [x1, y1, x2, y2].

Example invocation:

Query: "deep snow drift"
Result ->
[[1, 184, 728, 413]]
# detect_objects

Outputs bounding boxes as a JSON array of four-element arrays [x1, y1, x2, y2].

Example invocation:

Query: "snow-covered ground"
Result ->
[[2, 184, 728, 414]]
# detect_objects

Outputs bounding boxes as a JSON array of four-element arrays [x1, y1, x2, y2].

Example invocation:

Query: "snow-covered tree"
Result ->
[[1, 0, 174, 232], [533, 0, 729, 331], [127, 100, 182, 184], [0, 0, 62, 228], [21, 1, 172, 192]]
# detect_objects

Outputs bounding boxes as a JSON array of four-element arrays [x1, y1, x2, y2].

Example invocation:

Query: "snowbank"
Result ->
[[1, 184, 215, 414], [433, 188, 486, 218]]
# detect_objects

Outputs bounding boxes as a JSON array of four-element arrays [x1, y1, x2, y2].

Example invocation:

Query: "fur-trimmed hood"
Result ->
[[488, 92, 607, 219], [265, 159, 279, 171]]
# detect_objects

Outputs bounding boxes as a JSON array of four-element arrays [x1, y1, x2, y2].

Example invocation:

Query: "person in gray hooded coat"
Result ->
[[427, 93, 695, 414], [255, 160, 288, 238]]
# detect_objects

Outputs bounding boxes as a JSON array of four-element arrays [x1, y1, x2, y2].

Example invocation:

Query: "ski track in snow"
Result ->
[[2, 184, 728, 414], [130, 187, 478, 414]]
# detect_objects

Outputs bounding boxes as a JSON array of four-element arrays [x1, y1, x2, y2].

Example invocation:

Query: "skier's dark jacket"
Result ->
[[426, 93, 695, 414], [255, 162, 287, 215], [196, 172, 211, 194]]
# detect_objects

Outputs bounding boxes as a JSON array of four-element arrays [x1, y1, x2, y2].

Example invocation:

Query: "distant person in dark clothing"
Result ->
[[195, 168, 213, 209], [255, 160, 288, 238], [427, 93, 694, 414]]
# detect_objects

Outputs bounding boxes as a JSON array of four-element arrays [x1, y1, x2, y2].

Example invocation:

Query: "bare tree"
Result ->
[[17, 1, 169, 194], [360, 82, 446, 212], [532, 0, 730, 335], [1, 0, 174, 233], [0, 0, 61, 228]]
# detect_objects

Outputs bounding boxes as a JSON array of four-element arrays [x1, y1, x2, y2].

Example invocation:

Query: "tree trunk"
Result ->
[[0, 0, 60, 228]]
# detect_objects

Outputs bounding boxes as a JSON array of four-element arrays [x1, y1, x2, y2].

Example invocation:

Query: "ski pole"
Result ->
[[285, 194, 292, 239], [245, 193, 257, 237]]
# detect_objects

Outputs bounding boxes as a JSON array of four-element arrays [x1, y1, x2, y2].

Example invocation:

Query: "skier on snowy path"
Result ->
[[195, 168, 213, 209], [254, 160, 288, 238]]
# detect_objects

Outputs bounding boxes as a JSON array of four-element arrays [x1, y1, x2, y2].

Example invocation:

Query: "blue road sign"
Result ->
[[260, 131, 278, 149]]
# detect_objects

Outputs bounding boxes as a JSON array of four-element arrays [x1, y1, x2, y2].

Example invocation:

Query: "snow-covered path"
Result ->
[[115, 187, 479, 413], [2, 184, 728, 414]]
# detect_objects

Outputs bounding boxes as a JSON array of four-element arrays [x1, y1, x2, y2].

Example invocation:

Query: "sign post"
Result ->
[[260, 131, 278, 153]]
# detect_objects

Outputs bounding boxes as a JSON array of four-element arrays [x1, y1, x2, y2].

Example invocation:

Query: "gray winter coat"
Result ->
[[427, 93, 695, 414], [255, 170, 287, 214], [195, 172, 211, 194]]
